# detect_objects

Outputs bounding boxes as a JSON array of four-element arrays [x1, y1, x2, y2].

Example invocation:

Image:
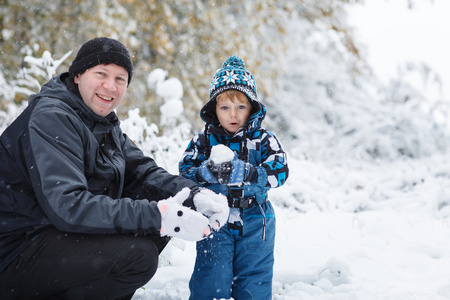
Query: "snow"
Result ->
[[210, 144, 235, 164], [147, 68, 169, 90], [2, 1, 450, 299], [129, 2, 450, 299], [147, 68, 186, 131], [147, 68, 184, 101], [129, 153, 450, 300]]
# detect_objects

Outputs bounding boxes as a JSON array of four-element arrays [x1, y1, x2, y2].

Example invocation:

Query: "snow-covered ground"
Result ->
[[2, 1, 449, 299], [131, 154, 450, 300], [128, 2, 450, 298]]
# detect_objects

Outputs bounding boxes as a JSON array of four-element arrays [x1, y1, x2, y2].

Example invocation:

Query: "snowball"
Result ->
[[210, 144, 234, 163]]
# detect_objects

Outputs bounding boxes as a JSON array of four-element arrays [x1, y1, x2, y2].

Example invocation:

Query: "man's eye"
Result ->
[[116, 77, 127, 84]]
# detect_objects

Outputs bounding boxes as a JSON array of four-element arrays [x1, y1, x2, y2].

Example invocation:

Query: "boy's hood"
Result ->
[[200, 97, 266, 133]]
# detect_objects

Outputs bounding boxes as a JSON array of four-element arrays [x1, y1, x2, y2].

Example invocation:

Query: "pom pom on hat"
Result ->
[[209, 55, 257, 102], [69, 37, 133, 85]]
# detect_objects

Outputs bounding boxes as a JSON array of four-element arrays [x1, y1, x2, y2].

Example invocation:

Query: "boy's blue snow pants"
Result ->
[[189, 201, 276, 300]]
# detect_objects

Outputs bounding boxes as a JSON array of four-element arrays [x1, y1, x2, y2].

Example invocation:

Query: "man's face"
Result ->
[[74, 64, 128, 117], [215, 91, 251, 133]]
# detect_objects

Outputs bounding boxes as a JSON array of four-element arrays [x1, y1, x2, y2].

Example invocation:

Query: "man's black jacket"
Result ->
[[0, 73, 196, 272]]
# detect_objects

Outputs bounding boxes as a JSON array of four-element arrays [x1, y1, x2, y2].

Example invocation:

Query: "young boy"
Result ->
[[179, 55, 289, 300]]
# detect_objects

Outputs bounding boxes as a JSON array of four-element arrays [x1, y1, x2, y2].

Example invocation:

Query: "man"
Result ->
[[0, 37, 228, 299]]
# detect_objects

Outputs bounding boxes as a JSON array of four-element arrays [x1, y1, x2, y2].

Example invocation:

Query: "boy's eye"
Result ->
[[219, 106, 229, 110], [238, 105, 247, 109]]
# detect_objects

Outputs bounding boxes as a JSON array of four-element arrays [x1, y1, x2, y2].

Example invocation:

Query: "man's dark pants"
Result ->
[[0, 227, 169, 299]]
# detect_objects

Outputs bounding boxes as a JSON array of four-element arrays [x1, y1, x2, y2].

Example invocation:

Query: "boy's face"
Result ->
[[74, 64, 128, 117], [215, 90, 251, 133]]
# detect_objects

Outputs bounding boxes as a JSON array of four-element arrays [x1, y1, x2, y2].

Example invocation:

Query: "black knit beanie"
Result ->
[[69, 37, 133, 85]]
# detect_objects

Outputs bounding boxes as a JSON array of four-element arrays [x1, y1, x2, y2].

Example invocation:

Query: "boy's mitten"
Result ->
[[157, 188, 211, 241], [196, 160, 218, 183], [208, 161, 232, 185], [229, 156, 257, 185]]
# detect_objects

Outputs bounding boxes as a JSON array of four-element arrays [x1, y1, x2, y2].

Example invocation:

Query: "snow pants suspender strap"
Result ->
[[257, 203, 267, 241], [227, 184, 266, 240], [227, 185, 256, 208]]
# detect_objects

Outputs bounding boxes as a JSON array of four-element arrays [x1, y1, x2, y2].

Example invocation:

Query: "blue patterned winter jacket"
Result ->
[[179, 102, 288, 204]]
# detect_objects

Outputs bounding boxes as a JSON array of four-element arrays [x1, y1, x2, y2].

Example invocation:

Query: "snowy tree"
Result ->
[[0, 0, 362, 126]]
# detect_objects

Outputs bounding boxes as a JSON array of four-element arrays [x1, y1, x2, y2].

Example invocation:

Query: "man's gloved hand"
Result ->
[[192, 188, 229, 230], [157, 188, 211, 241], [196, 160, 218, 183]]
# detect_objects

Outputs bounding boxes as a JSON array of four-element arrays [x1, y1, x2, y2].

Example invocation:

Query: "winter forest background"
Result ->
[[1, 1, 450, 299]]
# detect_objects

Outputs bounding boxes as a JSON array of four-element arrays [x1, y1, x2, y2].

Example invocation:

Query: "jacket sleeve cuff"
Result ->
[[195, 169, 206, 184], [245, 164, 258, 183], [254, 166, 268, 186]]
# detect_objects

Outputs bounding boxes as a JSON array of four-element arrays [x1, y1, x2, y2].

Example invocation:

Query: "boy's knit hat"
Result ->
[[69, 37, 133, 85], [209, 55, 257, 102], [201, 55, 258, 124]]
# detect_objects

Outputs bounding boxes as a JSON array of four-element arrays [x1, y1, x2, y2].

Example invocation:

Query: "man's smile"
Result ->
[[96, 93, 114, 101]]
